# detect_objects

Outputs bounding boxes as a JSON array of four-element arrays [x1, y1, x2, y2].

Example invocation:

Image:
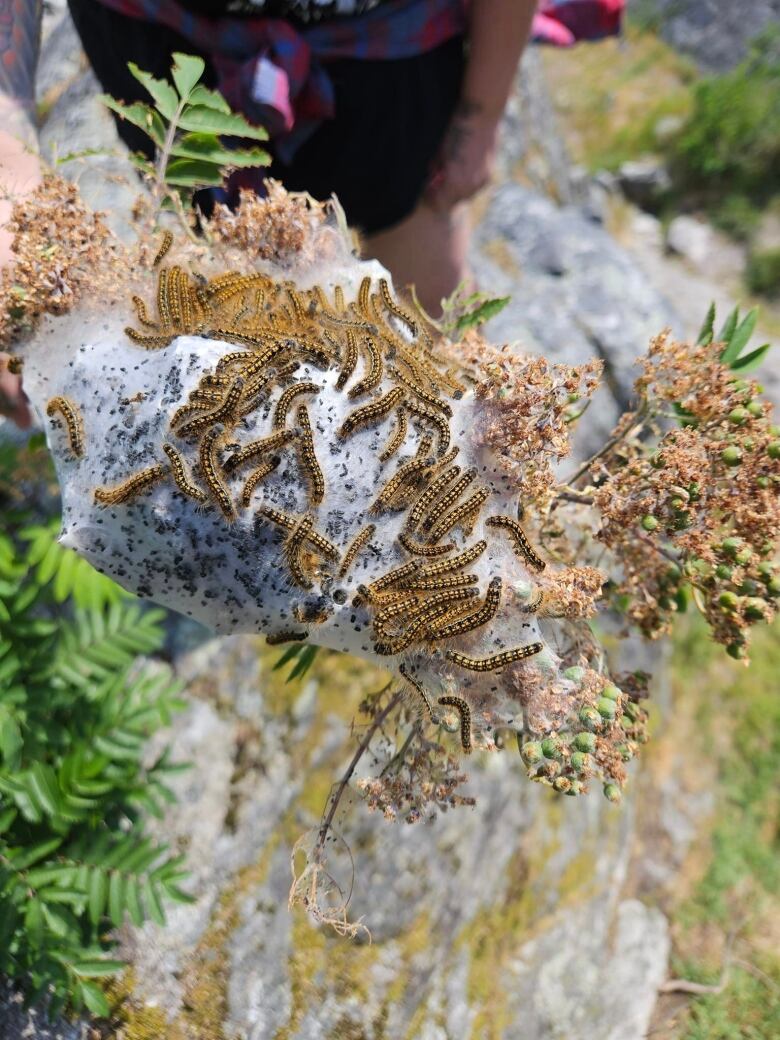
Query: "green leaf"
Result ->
[[187, 83, 231, 112], [171, 53, 205, 101], [720, 308, 758, 365], [717, 305, 739, 344], [176, 105, 269, 140], [163, 158, 227, 188], [73, 958, 126, 978], [108, 871, 126, 927], [88, 866, 108, 924], [696, 301, 716, 345], [729, 343, 770, 373], [454, 296, 510, 332], [143, 880, 166, 926], [0, 704, 23, 768], [168, 133, 269, 168], [99, 96, 166, 148], [125, 876, 144, 927], [9, 836, 62, 870], [79, 979, 111, 1017], [288, 644, 319, 681], [127, 63, 179, 120]]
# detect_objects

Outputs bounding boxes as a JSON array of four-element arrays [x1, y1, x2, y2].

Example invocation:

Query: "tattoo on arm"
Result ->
[[0, 0, 43, 116]]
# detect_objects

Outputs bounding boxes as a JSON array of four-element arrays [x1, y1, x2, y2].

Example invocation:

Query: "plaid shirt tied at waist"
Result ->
[[95, 0, 624, 161]]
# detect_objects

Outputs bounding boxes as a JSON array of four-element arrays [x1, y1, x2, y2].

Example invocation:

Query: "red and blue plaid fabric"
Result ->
[[96, 0, 623, 159]]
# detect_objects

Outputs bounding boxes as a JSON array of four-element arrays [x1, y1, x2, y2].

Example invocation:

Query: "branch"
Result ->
[[315, 684, 403, 863], [564, 400, 650, 487]]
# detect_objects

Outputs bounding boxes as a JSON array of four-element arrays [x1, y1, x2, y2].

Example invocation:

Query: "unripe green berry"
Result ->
[[721, 446, 742, 467], [572, 731, 596, 754], [739, 579, 759, 596], [541, 735, 562, 760], [728, 406, 748, 425], [641, 515, 659, 532], [726, 642, 746, 660], [767, 441, 780, 460], [719, 591, 739, 611], [567, 780, 585, 796], [757, 476, 770, 489], [721, 537, 742, 557], [767, 577, 780, 597], [734, 548, 753, 566], [570, 751, 590, 773], [716, 564, 733, 580], [617, 744, 633, 763], [601, 685, 621, 702], [688, 482, 701, 500], [770, 425, 780, 437], [758, 562, 775, 581], [563, 665, 586, 683], [603, 783, 622, 803], [746, 401, 763, 417], [579, 705, 602, 731], [521, 741, 543, 765], [744, 597, 767, 621], [597, 697, 617, 721]]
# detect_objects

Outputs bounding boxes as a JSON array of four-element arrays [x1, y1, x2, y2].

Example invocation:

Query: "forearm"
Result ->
[[0, 0, 43, 142], [460, 0, 536, 119]]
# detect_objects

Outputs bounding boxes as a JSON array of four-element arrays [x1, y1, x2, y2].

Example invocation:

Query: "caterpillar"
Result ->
[[419, 468, 478, 532], [157, 267, 172, 328], [428, 577, 502, 641], [485, 515, 546, 572], [399, 663, 439, 721], [167, 266, 185, 329], [162, 443, 207, 503], [266, 629, 309, 645], [413, 540, 487, 580], [404, 398, 451, 452], [335, 329, 358, 391], [371, 446, 434, 514], [125, 326, 173, 350], [241, 456, 281, 508], [398, 573, 478, 593], [199, 426, 235, 520], [374, 590, 477, 655], [169, 399, 213, 429], [334, 285, 345, 312], [437, 695, 472, 753], [358, 276, 372, 317], [223, 428, 298, 474], [153, 229, 173, 267], [407, 464, 461, 531], [445, 642, 544, 673], [428, 487, 490, 544], [379, 407, 408, 463], [398, 532, 455, 557], [520, 587, 544, 613], [374, 593, 422, 640], [285, 514, 315, 590], [296, 404, 325, 505], [348, 336, 383, 399], [46, 396, 84, 458], [94, 463, 166, 506], [388, 363, 452, 418], [273, 381, 319, 429], [379, 278, 417, 337], [338, 386, 405, 438], [257, 506, 339, 560], [177, 377, 244, 439], [131, 295, 157, 328], [338, 523, 376, 577], [366, 558, 421, 598], [215, 351, 257, 375]]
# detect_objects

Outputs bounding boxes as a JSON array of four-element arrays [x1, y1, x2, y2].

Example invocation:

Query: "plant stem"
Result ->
[[565, 400, 651, 487], [315, 685, 403, 862]]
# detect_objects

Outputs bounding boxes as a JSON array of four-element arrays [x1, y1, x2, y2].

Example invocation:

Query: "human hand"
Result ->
[[0, 353, 31, 429], [425, 102, 501, 212]]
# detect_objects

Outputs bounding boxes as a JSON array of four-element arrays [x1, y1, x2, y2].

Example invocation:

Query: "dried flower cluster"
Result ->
[[591, 332, 779, 658], [444, 330, 602, 507], [0, 175, 125, 347]]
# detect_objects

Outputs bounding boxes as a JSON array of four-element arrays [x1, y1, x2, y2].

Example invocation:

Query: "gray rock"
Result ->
[[37, 12, 84, 107], [617, 159, 671, 210], [637, 0, 780, 72], [0, 979, 89, 1040], [666, 214, 717, 266], [469, 181, 678, 456]]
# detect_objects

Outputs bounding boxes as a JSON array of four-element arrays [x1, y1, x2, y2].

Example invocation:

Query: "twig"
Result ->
[[636, 530, 680, 566], [315, 684, 403, 862], [553, 489, 596, 506], [565, 400, 650, 487]]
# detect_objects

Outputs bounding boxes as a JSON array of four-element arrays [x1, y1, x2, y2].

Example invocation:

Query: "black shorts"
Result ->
[[67, 1, 465, 234]]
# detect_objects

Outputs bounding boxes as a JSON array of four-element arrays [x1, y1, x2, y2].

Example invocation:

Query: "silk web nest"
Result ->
[[5, 176, 645, 800]]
